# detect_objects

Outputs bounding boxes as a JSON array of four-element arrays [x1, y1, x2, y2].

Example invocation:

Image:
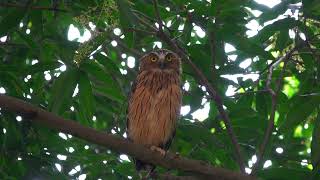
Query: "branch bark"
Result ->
[[0, 94, 255, 180]]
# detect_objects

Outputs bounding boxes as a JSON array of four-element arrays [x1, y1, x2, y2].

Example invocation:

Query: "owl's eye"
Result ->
[[166, 55, 172, 62], [150, 56, 157, 62]]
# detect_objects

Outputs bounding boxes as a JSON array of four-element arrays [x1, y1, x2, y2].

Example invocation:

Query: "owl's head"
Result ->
[[139, 49, 181, 73]]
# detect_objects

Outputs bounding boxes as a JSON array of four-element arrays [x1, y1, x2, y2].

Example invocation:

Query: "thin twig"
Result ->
[[125, 27, 156, 35], [132, 9, 156, 23], [228, 90, 269, 98], [233, 62, 272, 93], [0, 3, 68, 12], [251, 47, 296, 175], [135, 15, 157, 31], [299, 92, 320, 96]]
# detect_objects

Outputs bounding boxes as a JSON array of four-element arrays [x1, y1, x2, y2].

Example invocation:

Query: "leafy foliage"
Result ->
[[0, 0, 319, 179]]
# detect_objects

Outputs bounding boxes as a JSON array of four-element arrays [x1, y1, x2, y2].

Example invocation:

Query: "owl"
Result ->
[[127, 49, 182, 173]]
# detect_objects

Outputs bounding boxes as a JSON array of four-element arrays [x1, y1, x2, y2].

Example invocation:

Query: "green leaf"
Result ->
[[279, 96, 320, 134], [78, 72, 95, 124], [182, 17, 192, 43], [27, 61, 62, 75], [255, 92, 270, 117], [49, 68, 79, 114], [116, 0, 138, 29], [0, 72, 27, 96], [80, 60, 115, 86], [253, 18, 298, 43], [94, 53, 121, 77], [16, 31, 39, 50], [94, 84, 125, 104], [188, 44, 212, 78], [231, 36, 274, 60], [0, 8, 26, 36], [311, 111, 320, 173], [258, 167, 311, 180], [257, 1, 288, 24], [275, 29, 291, 51]]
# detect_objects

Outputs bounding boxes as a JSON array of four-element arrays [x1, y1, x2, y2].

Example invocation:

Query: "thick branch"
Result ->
[[151, 172, 199, 180], [0, 94, 254, 180]]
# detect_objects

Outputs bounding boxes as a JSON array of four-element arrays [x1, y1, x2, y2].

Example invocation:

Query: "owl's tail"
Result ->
[[135, 160, 156, 178]]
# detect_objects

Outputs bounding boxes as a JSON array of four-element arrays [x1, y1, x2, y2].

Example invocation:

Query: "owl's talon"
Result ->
[[150, 146, 166, 156]]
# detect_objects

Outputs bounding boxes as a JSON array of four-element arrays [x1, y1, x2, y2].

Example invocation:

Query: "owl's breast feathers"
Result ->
[[127, 70, 181, 148]]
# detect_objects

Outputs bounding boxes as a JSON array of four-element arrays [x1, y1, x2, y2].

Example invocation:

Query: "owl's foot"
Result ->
[[139, 172, 155, 180], [150, 146, 166, 156]]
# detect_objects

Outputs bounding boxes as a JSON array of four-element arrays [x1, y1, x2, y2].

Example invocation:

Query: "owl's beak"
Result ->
[[159, 60, 166, 69]]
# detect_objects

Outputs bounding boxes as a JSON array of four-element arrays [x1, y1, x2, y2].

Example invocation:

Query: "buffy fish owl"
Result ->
[[127, 49, 182, 173]]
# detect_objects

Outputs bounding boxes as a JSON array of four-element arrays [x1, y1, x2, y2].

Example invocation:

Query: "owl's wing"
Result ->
[[162, 129, 176, 150], [163, 88, 181, 150]]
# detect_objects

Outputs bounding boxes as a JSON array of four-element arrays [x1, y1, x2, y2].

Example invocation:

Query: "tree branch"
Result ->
[[149, 2, 245, 172], [151, 172, 199, 180], [0, 94, 255, 180], [251, 47, 296, 174], [0, 3, 68, 12], [132, 9, 157, 23]]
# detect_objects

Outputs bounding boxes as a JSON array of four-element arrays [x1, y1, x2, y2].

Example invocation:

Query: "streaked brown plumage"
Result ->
[[127, 49, 182, 172]]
